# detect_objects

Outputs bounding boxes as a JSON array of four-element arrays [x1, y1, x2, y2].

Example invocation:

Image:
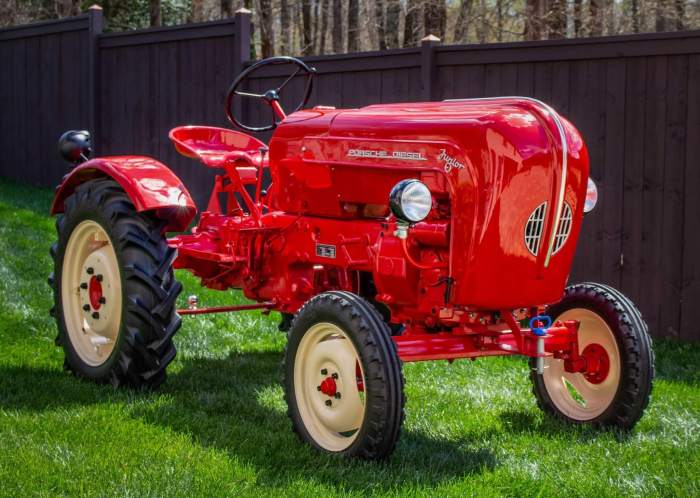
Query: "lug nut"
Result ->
[[320, 368, 328, 375], [331, 372, 338, 380], [80, 282, 88, 290], [325, 400, 332, 406], [96, 274, 103, 282], [86, 267, 94, 275], [99, 297, 106, 304], [83, 304, 90, 311], [334, 392, 341, 399], [92, 312, 99, 319]]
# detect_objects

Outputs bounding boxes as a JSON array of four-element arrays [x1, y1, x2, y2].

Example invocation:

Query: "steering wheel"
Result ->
[[225, 56, 316, 132]]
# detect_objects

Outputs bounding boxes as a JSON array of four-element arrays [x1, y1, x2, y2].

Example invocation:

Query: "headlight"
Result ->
[[584, 177, 598, 213], [389, 179, 432, 223]]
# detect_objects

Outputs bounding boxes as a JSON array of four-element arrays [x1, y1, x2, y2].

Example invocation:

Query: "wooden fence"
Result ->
[[1, 8, 699, 341]]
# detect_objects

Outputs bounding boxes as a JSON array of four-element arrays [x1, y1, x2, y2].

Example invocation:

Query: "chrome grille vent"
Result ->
[[525, 202, 547, 256], [552, 202, 573, 254]]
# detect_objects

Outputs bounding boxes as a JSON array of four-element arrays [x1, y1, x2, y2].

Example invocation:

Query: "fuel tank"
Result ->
[[268, 98, 589, 309]]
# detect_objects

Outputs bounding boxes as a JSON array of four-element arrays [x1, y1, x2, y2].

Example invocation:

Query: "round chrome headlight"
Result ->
[[584, 177, 598, 213], [389, 179, 432, 223]]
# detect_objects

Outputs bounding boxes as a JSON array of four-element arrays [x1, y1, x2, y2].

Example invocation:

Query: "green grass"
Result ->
[[0, 177, 699, 497]]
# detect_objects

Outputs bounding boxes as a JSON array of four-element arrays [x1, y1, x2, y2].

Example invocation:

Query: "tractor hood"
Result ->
[[269, 98, 589, 309]]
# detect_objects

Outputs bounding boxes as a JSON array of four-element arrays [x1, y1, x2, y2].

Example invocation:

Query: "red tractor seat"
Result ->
[[169, 125, 266, 172]]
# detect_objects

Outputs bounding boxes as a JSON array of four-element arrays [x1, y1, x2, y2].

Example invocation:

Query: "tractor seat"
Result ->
[[169, 126, 267, 180]]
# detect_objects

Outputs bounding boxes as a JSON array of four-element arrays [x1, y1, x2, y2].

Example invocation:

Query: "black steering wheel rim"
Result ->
[[225, 56, 316, 132]]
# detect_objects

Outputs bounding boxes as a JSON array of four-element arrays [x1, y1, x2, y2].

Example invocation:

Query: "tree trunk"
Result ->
[[258, 0, 274, 57], [318, 0, 329, 53], [476, 0, 487, 42], [525, 0, 547, 40], [280, 0, 291, 53], [332, 0, 342, 53], [423, 0, 446, 40], [589, 0, 603, 35], [403, 0, 420, 47], [55, 0, 80, 17], [548, 0, 566, 38], [674, 0, 684, 29], [191, 0, 205, 22], [221, 0, 234, 18], [573, 0, 583, 36], [347, 0, 359, 52], [375, 0, 387, 50], [301, 0, 312, 55], [496, 0, 503, 41], [385, 0, 400, 48], [454, 0, 473, 43], [149, 0, 161, 26]]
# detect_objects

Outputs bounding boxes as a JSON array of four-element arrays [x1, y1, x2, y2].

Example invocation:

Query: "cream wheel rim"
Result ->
[[294, 322, 366, 452], [542, 308, 621, 420], [61, 220, 122, 366]]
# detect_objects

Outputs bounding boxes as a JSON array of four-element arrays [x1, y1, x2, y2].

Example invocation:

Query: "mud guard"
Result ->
[[50, 156, 197, 232]]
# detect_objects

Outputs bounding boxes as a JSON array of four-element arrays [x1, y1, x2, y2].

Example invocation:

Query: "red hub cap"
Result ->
[[581, 343, 610, 384], [319, 376, 337, 397], [88, 275, 103, 310]]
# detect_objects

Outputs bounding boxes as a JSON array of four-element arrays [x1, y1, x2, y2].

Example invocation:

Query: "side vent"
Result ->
[[525, 202, 547, 256], [552, 202, 573, 254]]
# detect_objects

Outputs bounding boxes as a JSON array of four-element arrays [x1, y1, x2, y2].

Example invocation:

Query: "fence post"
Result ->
[[87, 5, 103, 154], [233, 8, 251, 76], [421, 34, 440, 101]]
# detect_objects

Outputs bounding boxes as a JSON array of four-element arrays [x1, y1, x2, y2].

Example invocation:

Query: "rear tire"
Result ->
[[530, 282, 654, 429], [283, 291, 405, 459], [48, 178, 181, 389]]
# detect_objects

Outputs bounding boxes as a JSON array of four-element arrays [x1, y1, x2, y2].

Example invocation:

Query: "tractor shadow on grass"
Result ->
[[496, 409, 634, 443], [131, 351, 498, 491]]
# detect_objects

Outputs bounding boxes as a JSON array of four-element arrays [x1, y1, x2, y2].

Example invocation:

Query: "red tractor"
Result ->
[[49, 56, 653, 459]]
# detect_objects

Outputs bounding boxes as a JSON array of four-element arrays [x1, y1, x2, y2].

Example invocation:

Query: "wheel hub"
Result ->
[[319, 376, 337, 397], [88, 275, 103, 310], [581, 343, 610, 384]]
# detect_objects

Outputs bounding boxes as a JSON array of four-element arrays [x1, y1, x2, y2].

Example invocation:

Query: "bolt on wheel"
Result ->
[[61, 220, 121, 366]]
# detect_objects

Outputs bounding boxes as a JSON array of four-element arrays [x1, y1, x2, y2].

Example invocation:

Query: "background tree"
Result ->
[[347, 0, 359, 51], [332, 0, 342, 53], [2, 0, 700, 54], [385, 0, 401, 48], [403, 0, 421, 47]]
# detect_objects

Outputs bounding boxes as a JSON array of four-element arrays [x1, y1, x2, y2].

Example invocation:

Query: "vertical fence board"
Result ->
[[680, 55, 700, 341]]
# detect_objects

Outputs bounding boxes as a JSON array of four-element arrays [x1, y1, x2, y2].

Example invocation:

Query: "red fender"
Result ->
[[51, 156, 197, 232]]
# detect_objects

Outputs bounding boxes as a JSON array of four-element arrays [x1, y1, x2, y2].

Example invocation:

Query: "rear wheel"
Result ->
[[49, 178, 181, 389], [284, 291, 405, 459], [530, 282, 654, 429]]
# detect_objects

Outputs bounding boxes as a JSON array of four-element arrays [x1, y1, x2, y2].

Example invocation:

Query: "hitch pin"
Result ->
[[530, 316, 552, 374]]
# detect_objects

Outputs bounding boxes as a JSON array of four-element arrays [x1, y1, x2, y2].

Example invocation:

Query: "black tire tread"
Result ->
[[283, 291, 405, 460], [49, 178, 181, 389], [530, 282, 654, 429]]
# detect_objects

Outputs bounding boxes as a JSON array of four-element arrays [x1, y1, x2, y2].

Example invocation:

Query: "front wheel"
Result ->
[[530, 282, 654, 429], [283, 291, 405, 459]]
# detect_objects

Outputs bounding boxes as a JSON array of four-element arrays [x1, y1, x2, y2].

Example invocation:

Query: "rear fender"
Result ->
[[51, 156, 197, 232]]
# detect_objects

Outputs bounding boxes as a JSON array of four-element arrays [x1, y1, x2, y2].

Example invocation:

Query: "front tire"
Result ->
[[530, 282, 654, 429], [284, 291, 405, 459], [48, 178, 182, 389]]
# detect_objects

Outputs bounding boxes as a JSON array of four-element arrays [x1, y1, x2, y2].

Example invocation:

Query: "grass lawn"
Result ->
[[0, 177, 698, 497]]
